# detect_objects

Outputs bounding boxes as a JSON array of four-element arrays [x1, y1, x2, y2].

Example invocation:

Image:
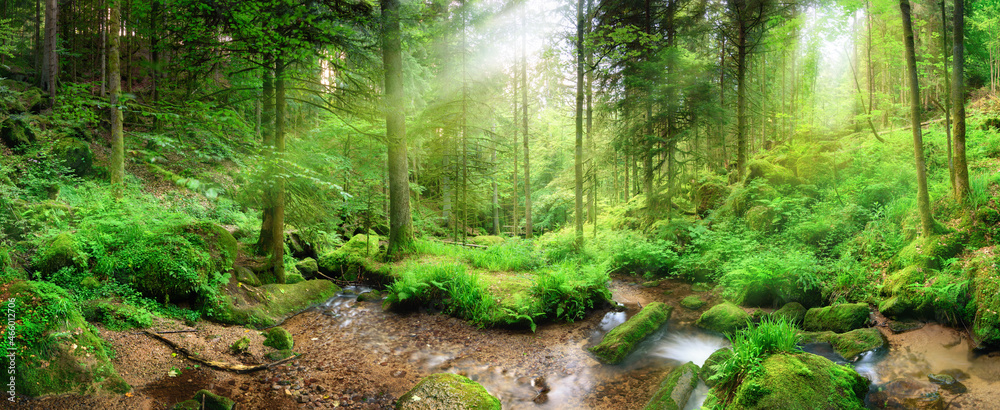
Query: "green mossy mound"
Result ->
[[233, 266, 261, 287], [33, 232, 87, 276], [590, 302, 673, 364], [171, 399, 201, 410], [0, 79, 46, 112], [52, 137, 94, 176], [645, 361, 700, 410], [230, 337, 250, 354], [80, 299, 154, 330], [263, 326, 294, 350], [745, 205, 779, 232], [967, 250, 1000, 348], [745, 159, 800, 187], [129, 221, 237, 303], [894, 234, 966, 271], [192, 389, 236, 410], [212, 279, 339, 327], [799, 328, 887, 360], [681, 295, 706, 310], [0, 115, 35, 149], [701, 348, 733, 388], [802, 303, 869, 333], [708, 352, 868, 410], [318, 234, 382, 281], [696, 302, 750, 334], [0, 280, 129, 397], [770, 302, 807, 325], [396, 373, 501, 410], [696, 182, 730, 217], [295, 257, 319, 279], [728, 183, 779, 218], [469, 235, 505, 246]]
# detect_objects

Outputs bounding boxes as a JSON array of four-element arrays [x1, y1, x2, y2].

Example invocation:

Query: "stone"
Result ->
[[803, 303, 869, 333], [396, 373, 501, 410], [295, 257, 319, 279], [52, 137, 94, 176], [867, 379, 943, 410], [696, 302, 750, 334], [700, 348, 733, 388], [770, 302, 807, 325], [645, 361, 700, 410], [589, 302, 673, 364], [681, 295, 706, 310], [798, 328, 887, 361], [230, 337, 250, 354], [0, 115, 35, 149], [234, 266, 262, 287], [192, 389, 236, 410]]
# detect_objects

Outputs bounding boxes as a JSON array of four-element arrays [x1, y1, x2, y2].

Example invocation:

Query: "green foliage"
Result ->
[[466, 239, 539, 271], [230, 337, 250, 354], [385, 264, 498, 326], [532, 262, 611, 322], [80, 299, 154, 330], [708, 317, 801, 397], [719, 250, 823, 307], [263, 327, 294, 350]]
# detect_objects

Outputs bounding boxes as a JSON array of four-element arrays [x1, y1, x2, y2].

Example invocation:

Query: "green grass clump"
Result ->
[[532, 262, 611, 322], [467, 238, 539, 271], [708, 317, 801, 400], [384, 264, 499, 326]]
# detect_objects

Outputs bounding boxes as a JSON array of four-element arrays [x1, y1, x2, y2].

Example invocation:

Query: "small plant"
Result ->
[[709, 317, 801, 406], [230, 336, 250, 354]]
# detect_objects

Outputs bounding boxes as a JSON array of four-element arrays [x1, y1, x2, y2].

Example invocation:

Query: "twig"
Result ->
[[143, 330, 300, 373]]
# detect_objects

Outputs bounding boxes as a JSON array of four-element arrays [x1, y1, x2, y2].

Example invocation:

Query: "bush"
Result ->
[[532, 262, 611, 322], [602, 234, 678, 276], [718, 250, 823, 307], [384, 264, 498, 326]]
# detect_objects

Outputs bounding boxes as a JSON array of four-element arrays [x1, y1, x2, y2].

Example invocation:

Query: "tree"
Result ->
[[725, 0, 772, 180], [109, 0, 124, 197], [952, 0, 969, 202], [575, 0, 585, 247], [42, 0, 57, 107], [521, 4, 532, 239], [900, 0, 935, 237], [382, 0, 414, 255]]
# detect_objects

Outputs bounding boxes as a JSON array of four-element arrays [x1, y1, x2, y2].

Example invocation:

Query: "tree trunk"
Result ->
[[44, 0, 58, 107], [585, 0, 595, 227], [100, 0, 106, 97], [900, 0, 935, 237], [952, 0, 969, 202], [382, 0, 414, 256], [521, 4, 532, 239], [270, 60, 287, 284], [941, 0, 953, 189], [255, 64, 275, 255], [109, 0, 124, 197], [736, 22, 748, 180], [574, 0, 585, 247]]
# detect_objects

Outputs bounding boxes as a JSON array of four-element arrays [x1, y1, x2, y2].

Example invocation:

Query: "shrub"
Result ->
[[718, 250, 823, 307], [532, 262, 611, 322], [602, 234, 678, 276]]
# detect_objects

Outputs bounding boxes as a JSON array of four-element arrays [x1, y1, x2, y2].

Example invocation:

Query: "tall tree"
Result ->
[[270, 59, 287, 284], [42, 0, 57, 107], [952, 0, 969, 202], [521, 4, 532, 239], [382, 0, 414, 255], [109, 0, 124, 196], [725, 0, 771, 180], [575, 0, 585, 246], [900, 0, 935, 237]]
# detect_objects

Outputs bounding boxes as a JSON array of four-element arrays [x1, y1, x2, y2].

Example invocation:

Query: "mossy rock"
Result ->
[[729, 183, 779, 218], [318, 234, 382, 280], [884, 265, 936, 296], [590, 302, 673, 364], [746, 159, 800, 187], [396, 373, 501, 410], [230, 337, 250, 354], [803, 303, 869, 333], [895, 234, 966, 271], [681, 295, 706, 310], [708, 352, 868, 410], [52, 137, 94, 176], [295, 257, 319, 279], [691, 283, 713, 293], [34, 232, 87, 276], [80, 300, 154, 330], [357, 290, 384, 302], [0, 115, 35, 149], [867, 379, 944, 409], [799, 328, 887, 360], [794, 154, 833, 183], [284, 270, 305, 284], [128, 221, 237, 302], [266, 350, 296, 361], [645, 361, 700, 410], [211, 279, 340, 328], [263, 326, 293, 350], [887, 320, 924, 333], [0, 280, 129, 397], [771, 302, 806, 325], [696, 302, 750, 334], [967, 250, 1000, 348], [745, 205, 778, 232], [171, 399, 202, 410], [701, 348, 733, 388], [234, 266, 261, 287], [696, 182, 730, 217], [192, 389, 236, 410]]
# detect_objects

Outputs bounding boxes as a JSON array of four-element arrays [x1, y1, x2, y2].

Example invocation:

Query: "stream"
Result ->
[[304, 283, 1000, 409]]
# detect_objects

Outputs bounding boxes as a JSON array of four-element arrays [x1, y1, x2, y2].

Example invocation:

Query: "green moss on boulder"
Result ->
[[234, 266, 261, 287], [396, 373, 501, 410], [696, 182, 730, 217], [80, 300, 154, 330], [295, 257, 319, 279], [803, 303, 869, 333], [52, 137, 94, 176], [895, 234, 966, 270], [645, 361, 700, 410], [771, 302, 806, 325], [0, 280, 129, 397], [696, 302, 750, 334], [34, 232, 87, 275], [192, 389, 236, 410], [681, 295, 706, 310], [263, 326, 293, 350], [318, 234, 381, 280], [211, 279, 339, 328], [0, 115, 35, 149], [589, 302, 673, 364], [967, 250, 1000, 348], [799, 328, 887, 360], [701, 348, 733, 387], [712, 352, 868, 410], [746, 159, 800, 187], [230, 337, 250, 354]]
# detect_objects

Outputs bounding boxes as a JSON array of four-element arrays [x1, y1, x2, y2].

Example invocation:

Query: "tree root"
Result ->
[[142, 330, 300, 373]]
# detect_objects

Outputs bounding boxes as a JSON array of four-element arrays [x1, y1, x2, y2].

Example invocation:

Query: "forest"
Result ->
[[1, 0, 1000, 408]]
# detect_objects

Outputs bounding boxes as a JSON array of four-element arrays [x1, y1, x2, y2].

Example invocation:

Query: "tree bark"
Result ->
[[382, 0, 414, 256], [900, 0, 935, 237], [521, 4, 532, 239], [952, 0, 969, 202], [574, 0, 585, 247], [270, 60, 287, 284], [43, 0, 58, 107], [736, 21, 748, 180], [256, 63, 276, 255], [109, 0, 124, 197]]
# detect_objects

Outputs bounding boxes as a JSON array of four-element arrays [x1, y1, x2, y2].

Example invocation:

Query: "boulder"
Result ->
[[708, 352, 869, 410], [0, 115, 35, 149], [318, 233, 382, 281], [212, 279, 340, 328], [867, 379, 944, 410], [966, 250, 1000, 348], [263, 326, 293, 350], [770, 302, 806, 325], [798, 328, 887, 360], [234, 266, 262, 287], [295, 257, 319, 279], [696, 182, 729, 217], [33, 232, 87, 276], [803, 303, 869, 333], [681, 295, 706, 310], [396, 373, 501, 410], [229, 337, 250, 354], [696, 302, 750, 334], [700, 348, 733, 388], [192, 389, 236, 410], [52, 137, 94, 176], [645, 361, 700, 410], [590, 302, 673, 364]]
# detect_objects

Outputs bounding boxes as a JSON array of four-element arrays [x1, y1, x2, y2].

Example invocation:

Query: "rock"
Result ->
[[867, 379, 943, 410], [700, 348, 732, 388], [708, 352, 869, 410], [285, 270, 306, 285], [396, 373, 501, 410], [52, 137, 94, 176], [80, 299, 154, 330], [33, 232, 86, 276], [234, 266, 262, 287], [125, 221, 237, 303], [967, 250, 1000, 348], [691, 283, 712, 293], [696, 182, 730, 218], [0, 115, 35, 149], [681, 295, 706, 310], [798, 328, 887, 361], [230, 336, 250, 354], [745, 159, 800, 187], [357, 290, 384, 302], [645, 361, 700, 410], [192, 389, 236, 410], [317, 234, 382, 281], [888, 320, 924, 333], [642, 280, 661, 288], [927, 374, 967, 393], [263, 326, 294, 350], [696, 302, 750, 334], [589, 302, 673, 364], [267, 350, 296, 361], [803, 303, 869, 333], [296, 258, 319, 279], [213, 279, 340, 327], [770, 302, 806, 325]]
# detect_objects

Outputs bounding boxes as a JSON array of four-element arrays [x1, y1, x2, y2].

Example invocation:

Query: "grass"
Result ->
[[708, 317, 801, 405]]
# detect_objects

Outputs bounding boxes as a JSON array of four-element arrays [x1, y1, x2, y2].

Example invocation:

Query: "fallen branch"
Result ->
[[131, 329, 197, 335], [143, 330, 300, 373]]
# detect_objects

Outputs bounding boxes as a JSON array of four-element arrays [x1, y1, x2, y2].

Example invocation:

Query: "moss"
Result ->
[[770, 302, 806, 325], [729, 183, 779, 217], [746, 159, 800, 187], [0, 115, 35, 149], [966, 250, 1000, 348], [230, 337, 250, 354], [645, 361, 700, 410], [80, 300, 154, 330], [895, 234, 966, 270], [681, 295, 706, 310], [794, 154, 833, 183], [266, 350, 296, 361], [701, 348, 733, 388], [745, 205, 778, 232], [696, 182, 730, 217], [719, 353, 868, 410], [799, 328, 887, 360], [295, 257, 319, 278], [34, 232, 86, 276], [211, 279, 339, 328], [802, 303, 869, 333], [396, 373, 501, 410], [263, 326, 293, 350], [184, 221, 238, 272], [0, 280, 129, 397], [590, 302, 673, 364], [52, 137, 94, 176], [285, 270, 305, 284], [192, 389, 236, 410], [171, 399, 202, 410], [234, 266, 261, 287], [318, 234, 382, 280], [696, 302, 750, 334], [469, 235, 505, 246]]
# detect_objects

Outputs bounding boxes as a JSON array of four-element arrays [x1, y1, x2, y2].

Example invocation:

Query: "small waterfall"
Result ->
[[598, 311, 627, 332], [651, 332, 730, 367]]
